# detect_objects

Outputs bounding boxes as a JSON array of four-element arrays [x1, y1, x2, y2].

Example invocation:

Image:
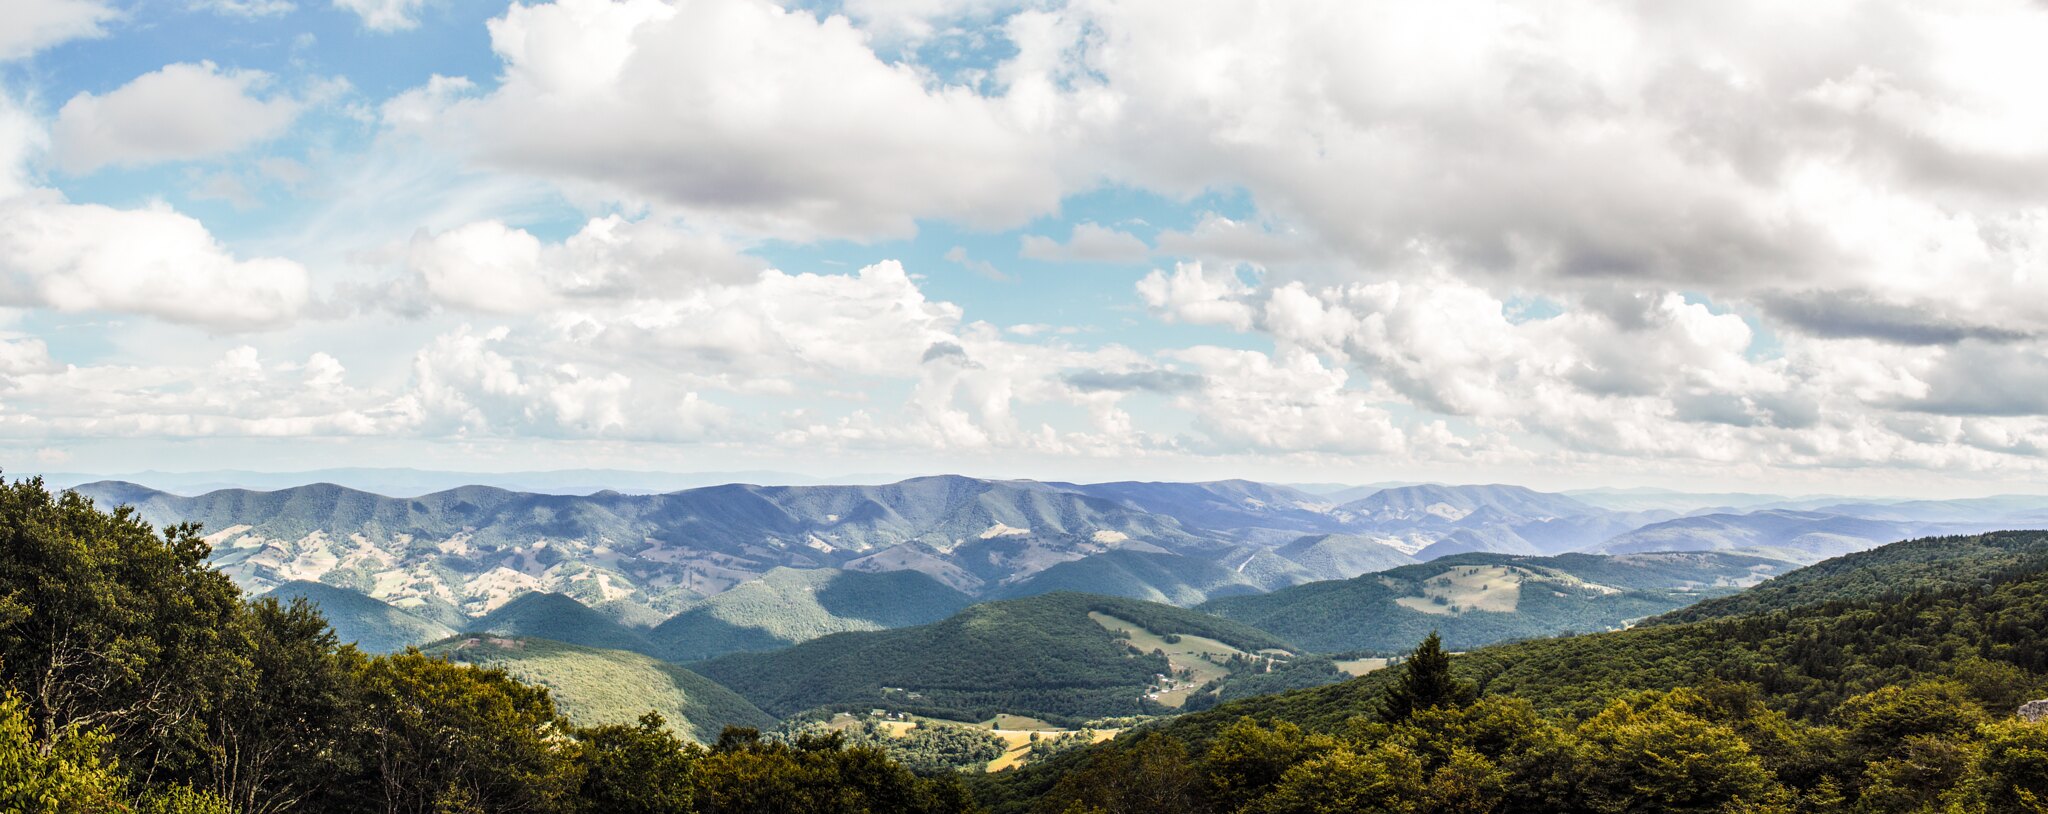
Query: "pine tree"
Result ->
[[1380, 631, 1472, 722]]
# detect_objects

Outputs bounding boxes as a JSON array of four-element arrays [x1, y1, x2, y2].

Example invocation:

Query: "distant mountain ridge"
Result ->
[[1199, 550, 1794, 652], [67, 475, 2048, 626], [650, 567, 973, 661]]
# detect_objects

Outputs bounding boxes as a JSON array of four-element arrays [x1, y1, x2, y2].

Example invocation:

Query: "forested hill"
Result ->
[[1654, 529, 2048, 624], [1197, 550, 1789, 652], [693, 591, 1299, 725], [973, 529, 2048, 813]]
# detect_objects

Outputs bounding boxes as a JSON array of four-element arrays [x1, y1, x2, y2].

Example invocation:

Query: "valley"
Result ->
[[10, 473, 2048, 813], [143, 475, 2047, 745]]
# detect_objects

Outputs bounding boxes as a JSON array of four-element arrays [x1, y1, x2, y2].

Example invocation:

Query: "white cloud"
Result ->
[[1172, 347, 1405, 455], [403, 215, 765, 314], [0, 198, 311, 331], [423, 0, 1064, 239], [405, 326, 728, 440], [407, 221, 551, 314], [0, 346, 409, 439], [0, 93, 44, 198], [332, 0, 425, 31], [51, 62, 301, 174], [1135, 262, 1257, 331], [0, 0, 116, 61]]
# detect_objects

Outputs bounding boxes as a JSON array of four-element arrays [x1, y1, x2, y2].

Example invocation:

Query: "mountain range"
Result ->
[[71, 476, 2048, 633]]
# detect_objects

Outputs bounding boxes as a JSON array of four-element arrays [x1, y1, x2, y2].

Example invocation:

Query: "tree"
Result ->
[[1248, 743, 1426, 814], [206, 597, 370, 814], [1380, 632, 1473, 723], [693, 726, 974, 814], [355, 651, 582, 814], [0, 477, 245, 778], [573, 712, 701, 814], [0, 692, 232, 814], [1978, 719, 2048, 813], [1040, 733, 1204, 814], [1569, 690, 1782, 814], [1204, 718, 1332, 813], [0, 692, 129, 813]]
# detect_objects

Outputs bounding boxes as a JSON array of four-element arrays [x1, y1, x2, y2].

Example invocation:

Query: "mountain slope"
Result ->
[[463, 592, 656, 656], [1272, 534, 1418, 581], [262, 580, 455, 653], [692, 592, 1297, 725], [1587, 509, 2044, 563], [69, 475, 1224, 620], [990, 549, 1276, 606], [1339, 484, 1604, 525], [1200, 551, 1791, 652], [423, 635, 773, 744], [649, 567, 973, 662], [1655, 529, 2048, 624], [1067, 480, 1346, 541]]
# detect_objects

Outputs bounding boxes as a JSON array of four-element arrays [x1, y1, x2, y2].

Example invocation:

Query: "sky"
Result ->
[[1, 0, 2047, 496]]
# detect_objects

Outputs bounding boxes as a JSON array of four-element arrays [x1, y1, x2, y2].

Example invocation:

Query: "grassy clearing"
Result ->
[[985, 727, 1119, 772], [1087, 611, 1257, 708], [1392, 565, 1523, 615], [832, 710, 1119, 772], [1334, 657, 1392, 677]]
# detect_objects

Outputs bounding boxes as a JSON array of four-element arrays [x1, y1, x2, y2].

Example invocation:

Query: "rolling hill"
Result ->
[[990, 549, 1286, 606], [649, 567, 974, 661], [1271, 533, 1418, 581], [1655, 529, 2048, 624], [974, 527, 2048, 814], [422, 635, 774, 744], [262, 580, 455, 653], [461, 592, 657, 656], [691, 592, 1301, 725], [1199, 551, 1792, 652]]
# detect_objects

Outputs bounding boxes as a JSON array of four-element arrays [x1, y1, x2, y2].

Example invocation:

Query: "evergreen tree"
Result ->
[[1380, 632, 1473, 722]]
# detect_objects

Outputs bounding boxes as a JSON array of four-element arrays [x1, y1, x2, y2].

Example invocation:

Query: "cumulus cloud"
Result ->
[[0, 198, 312, 331], [0, 345, 408, 439], [403, 215, 765, 314], [1136, 263, 1257, 331], [1172, 347, 1404, 455], [423, 0, 1065, 238], [0, 0, 116, 61], [51, 62, 301, 173]]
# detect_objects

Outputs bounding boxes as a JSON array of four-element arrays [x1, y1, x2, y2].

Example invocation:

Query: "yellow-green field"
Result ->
[[985, 727, 1118, 772], [827, 711, 1118, 772], [1334, 657, 1392, 676], [1088, 611, 1256, 707], [1393, 565, 1524, 615]]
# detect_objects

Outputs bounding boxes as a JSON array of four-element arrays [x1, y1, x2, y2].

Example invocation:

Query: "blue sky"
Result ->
[[3, 0, 2047, 496]]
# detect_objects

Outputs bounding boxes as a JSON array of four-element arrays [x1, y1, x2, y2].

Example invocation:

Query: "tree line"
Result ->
[[0, 476, 973, 813]]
